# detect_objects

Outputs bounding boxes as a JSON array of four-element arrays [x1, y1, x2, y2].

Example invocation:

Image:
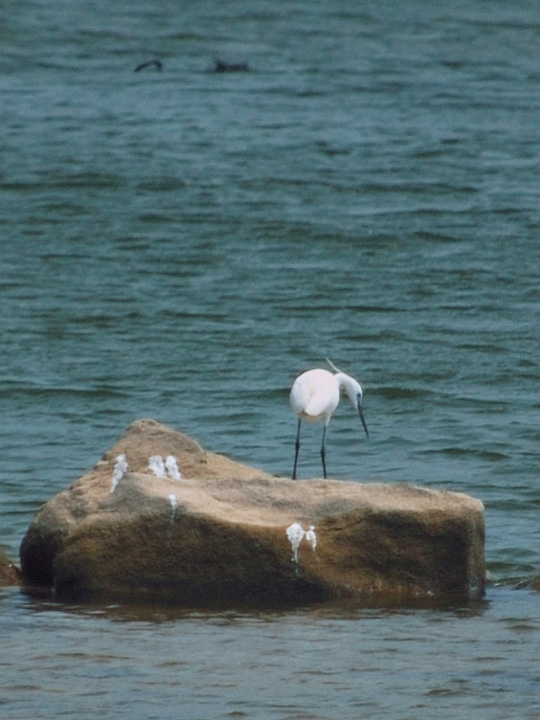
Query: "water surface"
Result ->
[[2, 1, 540, 717]]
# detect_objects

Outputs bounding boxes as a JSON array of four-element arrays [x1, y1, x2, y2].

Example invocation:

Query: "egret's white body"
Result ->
[[289, 362, 369, 480]]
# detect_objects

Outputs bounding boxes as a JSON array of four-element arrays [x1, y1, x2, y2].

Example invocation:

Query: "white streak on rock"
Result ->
[[305, 525, 317, 551], [165, 455, 182, 480], [286, 522, 305, 564], [111, 454, 128, 493], [149, 455, 166, 478], [286, 523, 317, 566], [168, 493, 178, 521]]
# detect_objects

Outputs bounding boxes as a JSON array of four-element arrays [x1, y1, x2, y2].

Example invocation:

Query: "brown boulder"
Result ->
[[20, 419, 485, 605], [0, 547, 21, 586]]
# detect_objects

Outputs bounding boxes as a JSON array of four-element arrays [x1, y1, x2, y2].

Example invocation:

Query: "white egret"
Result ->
[[289, 359, 369, 480]]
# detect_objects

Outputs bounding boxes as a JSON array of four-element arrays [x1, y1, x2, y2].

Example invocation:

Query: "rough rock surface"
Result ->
[[0, 547, 21, 586], [20, 419, 485, 605]]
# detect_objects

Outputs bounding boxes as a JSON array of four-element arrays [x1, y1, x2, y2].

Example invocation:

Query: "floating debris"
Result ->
[[165, 455, 182, 480], [111, 454, 128, 493], [149, 455, 166, 478]]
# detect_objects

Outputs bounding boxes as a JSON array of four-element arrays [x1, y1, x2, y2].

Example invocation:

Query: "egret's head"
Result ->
[[337, 373, 369, 439]]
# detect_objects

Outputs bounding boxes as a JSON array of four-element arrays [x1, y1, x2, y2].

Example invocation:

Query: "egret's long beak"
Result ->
[[357, 399, 369, 439]]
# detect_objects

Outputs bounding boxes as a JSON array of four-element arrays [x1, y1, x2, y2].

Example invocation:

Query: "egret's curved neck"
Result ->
[[335, 373, 363, 405]]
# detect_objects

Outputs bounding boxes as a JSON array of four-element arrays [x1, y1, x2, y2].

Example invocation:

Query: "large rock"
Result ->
[[20, 419, 485, 604]]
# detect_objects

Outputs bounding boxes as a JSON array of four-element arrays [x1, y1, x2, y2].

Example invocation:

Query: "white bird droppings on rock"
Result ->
[[149, 455, 166, 478], [110, 454, 128, 493], [286, 522, 317, 565], [168, 493, 178, 521], [305, 525, 317, 551], [286, 522, 305, 564], [165, 455, 182, 480]]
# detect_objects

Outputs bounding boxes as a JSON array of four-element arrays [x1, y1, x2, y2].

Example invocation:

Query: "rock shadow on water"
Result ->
[[16, 585, 491, 626]]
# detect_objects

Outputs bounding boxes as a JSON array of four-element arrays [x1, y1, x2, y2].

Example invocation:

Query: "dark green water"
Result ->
[[2, 1, 540, 717]]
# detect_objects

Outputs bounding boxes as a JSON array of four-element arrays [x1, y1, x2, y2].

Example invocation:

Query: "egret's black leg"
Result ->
[[292, 418, 302, 480], [320, 423, 329, 479]]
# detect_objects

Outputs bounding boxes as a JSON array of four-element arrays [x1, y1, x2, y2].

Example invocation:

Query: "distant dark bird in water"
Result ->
[[134, 58, 163, 73], [209, 58, 250, 73]]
